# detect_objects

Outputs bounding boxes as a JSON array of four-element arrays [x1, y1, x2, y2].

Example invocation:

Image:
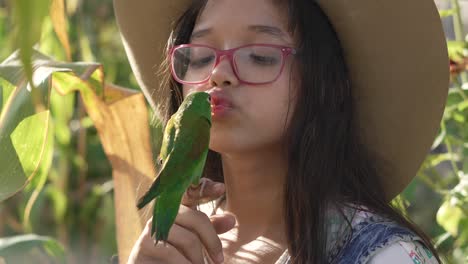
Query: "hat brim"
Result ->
[[113, 0, 449, 200]]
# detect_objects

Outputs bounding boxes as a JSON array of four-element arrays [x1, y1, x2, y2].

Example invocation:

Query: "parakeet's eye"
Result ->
[[207, 94, 211, 103]]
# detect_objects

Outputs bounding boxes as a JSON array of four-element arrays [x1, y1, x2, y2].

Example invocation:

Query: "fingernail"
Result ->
[[215, 253, 224, 263]]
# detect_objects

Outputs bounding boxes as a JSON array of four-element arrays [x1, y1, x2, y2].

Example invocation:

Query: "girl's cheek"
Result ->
[[182, 83, 209, 97], [182, 85, 193, 97]]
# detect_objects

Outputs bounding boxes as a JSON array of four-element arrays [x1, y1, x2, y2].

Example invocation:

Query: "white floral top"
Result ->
[[201, 200, 438, 264], [274, 207, 439, 264], [274, 238, 439, 264], [368, 240, 438, 264]]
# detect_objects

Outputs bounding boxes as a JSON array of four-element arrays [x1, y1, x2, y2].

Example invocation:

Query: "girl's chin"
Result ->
[[209, 140, 259, 156], [209, 141, 240, 154]]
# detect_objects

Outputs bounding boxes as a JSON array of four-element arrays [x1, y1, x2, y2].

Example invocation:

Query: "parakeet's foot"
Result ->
[[199, 178, 207, 197], [189, 178, 208, 198]]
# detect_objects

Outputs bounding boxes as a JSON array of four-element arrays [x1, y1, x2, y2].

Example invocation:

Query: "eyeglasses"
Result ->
[[169, 44, 296, 85]]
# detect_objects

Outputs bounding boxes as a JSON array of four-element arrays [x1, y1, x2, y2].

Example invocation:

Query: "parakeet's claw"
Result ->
[[199, 178, 207, 197], [189, 178, 208, 198]]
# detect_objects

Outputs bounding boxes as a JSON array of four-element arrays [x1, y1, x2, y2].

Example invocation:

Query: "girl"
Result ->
[[114, 0, 449, 263]]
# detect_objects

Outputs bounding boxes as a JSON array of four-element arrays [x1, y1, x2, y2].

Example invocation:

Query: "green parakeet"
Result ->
[[136, 91, 212, 243]]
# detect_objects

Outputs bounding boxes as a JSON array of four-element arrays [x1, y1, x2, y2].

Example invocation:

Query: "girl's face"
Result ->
[[182, 0, 298, 155]]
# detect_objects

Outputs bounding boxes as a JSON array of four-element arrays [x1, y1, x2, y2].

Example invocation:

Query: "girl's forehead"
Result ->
[[194, 0, 291, 41]]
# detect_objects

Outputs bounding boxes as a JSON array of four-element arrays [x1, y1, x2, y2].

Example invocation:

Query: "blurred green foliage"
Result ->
[[0, 0, 134, 263], [0, 0, 467, 264]]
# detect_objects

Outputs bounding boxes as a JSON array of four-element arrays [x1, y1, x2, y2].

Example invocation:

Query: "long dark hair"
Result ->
[[153, 0, 442, 263]]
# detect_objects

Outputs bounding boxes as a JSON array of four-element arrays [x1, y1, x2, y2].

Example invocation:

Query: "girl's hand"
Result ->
[[182, 178, 226, 209], [128, 179, 235, 264]]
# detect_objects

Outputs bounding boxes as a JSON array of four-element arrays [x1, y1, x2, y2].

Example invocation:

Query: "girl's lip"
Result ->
[[207, 90, 234, 119], [211, 104, 232, 118], [209, 91, 233, 108]]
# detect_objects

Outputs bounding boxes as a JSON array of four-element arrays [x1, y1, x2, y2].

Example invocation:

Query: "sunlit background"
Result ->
[[0, 0, 466, 263]]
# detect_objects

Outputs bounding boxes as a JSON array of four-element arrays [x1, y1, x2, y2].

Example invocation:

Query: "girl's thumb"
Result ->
[[210, 213, 236, 234]]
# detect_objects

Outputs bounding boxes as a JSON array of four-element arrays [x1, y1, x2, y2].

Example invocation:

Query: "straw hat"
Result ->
[[113, 0, 449, 200]]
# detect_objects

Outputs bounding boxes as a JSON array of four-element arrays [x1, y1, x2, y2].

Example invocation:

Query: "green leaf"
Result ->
[[50, 85, 74, 145], [13, 0, 50, 93], [50, 0, 71, 60], [454, 112, 466, 123], [39, 17, 67, 61], [437, 200, 464, 237], [1, 48, 152, 263], [0, 77, 15, 108], [457, 99, 468, 112], [23, 117, 54, 231], [439, 9, 456, 18], [434, 232, 452, 248], [431, 128, 446, 150], [46, 185, 68, 222], [13, 0, 51, 91], [0, 234, 64, 262], [0, 49, 104, 202], [0, 75, 52, 201], [401, 176, 418, 201], [447, 41, 466, 61], [391, 194, 410, 216], [0, 84, 2, 113], [426, 152, 460, 168], [446, 89, 464, 109]]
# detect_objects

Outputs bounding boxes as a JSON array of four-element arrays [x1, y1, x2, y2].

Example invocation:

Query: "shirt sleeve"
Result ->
[[368, 241, 439, 264]]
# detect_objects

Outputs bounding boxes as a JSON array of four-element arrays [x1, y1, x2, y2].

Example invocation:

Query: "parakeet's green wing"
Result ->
[[187, 117, 211, 186], [152, 190, 183, 242], [136, 117, 178, 209], [159, 117, 178, 161], [136, 97, 211, 242], [151, 117, 210, 241]]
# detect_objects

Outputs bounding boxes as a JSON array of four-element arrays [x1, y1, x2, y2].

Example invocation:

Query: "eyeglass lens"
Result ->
[[172, 46, 284, 84]]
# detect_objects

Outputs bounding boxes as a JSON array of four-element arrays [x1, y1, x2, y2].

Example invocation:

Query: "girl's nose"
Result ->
[[209, 56, 239, 88]]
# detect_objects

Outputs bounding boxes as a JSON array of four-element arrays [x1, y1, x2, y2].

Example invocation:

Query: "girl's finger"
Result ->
[[128, 219, 191, 264], [166, 223, 205, 264], [144, 242, 191, 264], [210, 213, 236, 234], [176, 206, 225, 264], [182, 178, 225, 208]]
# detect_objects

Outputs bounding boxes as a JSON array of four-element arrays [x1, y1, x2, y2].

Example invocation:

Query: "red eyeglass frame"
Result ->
[[168, 43, 297, 85]]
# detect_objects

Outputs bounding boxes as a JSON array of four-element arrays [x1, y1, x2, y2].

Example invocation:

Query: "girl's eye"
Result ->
[[249, 53, 279, 66], [189, 55, 215, 69]]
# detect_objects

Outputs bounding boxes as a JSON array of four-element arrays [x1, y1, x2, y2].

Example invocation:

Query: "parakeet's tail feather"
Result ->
[[151, 198, 166, 243], [152, 192, 183, 242], [136, 176, 161, 209]]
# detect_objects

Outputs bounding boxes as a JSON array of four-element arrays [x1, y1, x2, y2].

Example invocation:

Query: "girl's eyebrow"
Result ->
[[247, 25, 287, 39], [191, 28, 212, 39], [191, 25, 288, 40]]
